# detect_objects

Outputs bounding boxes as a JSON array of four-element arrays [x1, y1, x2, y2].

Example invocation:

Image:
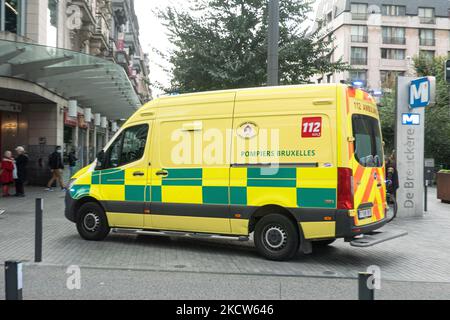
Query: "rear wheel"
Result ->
[[76, 202, 110, 241], [254, 214, 299, 261]]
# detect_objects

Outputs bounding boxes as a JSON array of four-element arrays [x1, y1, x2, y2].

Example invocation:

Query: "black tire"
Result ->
[[76, 202, 110, 241], [254, 214, 299, 261], [313, 239, 336, 247]]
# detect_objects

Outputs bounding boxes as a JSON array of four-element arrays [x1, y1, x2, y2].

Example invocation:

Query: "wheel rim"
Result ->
[[83, 212, 100, 232], [262, 225, 288, 251]]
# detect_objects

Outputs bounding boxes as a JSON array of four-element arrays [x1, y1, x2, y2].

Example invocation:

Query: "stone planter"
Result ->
[[437, 172, 450, 204]]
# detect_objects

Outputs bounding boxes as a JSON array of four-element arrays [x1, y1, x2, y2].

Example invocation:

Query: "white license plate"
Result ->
[[358, 208, 373, 220]]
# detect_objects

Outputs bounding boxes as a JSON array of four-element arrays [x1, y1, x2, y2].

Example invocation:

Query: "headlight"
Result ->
[[67, 179, 77, 190]]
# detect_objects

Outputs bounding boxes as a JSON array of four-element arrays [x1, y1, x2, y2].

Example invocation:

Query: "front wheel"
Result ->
[[76, 202, 110, 241], [254, 214, 299, 261]]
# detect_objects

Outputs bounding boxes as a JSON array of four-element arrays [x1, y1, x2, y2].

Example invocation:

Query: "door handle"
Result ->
[[156, 170, 169, 177], [133, 171, 145, 177]]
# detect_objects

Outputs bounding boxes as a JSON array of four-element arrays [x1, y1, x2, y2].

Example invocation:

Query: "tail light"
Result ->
[[338, 167, 354, 210]]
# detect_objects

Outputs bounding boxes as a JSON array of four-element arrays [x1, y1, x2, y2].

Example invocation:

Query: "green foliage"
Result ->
[[378, 90, 396, 155], [378, 55, 450, 168], [414, 55, 450, 168], [158, 0, 348, 93]]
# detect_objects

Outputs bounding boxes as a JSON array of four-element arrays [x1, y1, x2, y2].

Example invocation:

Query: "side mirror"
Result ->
[[96, 151, 105, 170]]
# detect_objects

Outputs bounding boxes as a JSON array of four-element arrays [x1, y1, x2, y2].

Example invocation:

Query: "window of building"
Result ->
[[382, 5, 406, 16], [381, 48, 406, 60], [419, 7, 435, 24], [326, 11, 333, 23], [351, 3, 368, 20], [420, 50, 435, 61], [1, 0, 25, 35], [47, 0, 59, 47], [382, 27, 406, 45], [327, 74, 332, 83], [349, 70, 367, 84], [351, 47, 368, 65], [351, 25, 368, 43], [419, 29, 435, 46], [380, 70, 405, 88]]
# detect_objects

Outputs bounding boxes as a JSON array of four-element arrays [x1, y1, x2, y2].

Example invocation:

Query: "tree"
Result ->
[[158, 0, 348, 93], [414, 55, 450, 168], [379, 55, 450, 168], [378, 90, 396, 155]]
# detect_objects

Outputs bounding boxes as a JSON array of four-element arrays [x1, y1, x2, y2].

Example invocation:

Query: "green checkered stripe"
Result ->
[[70, 168, 336, 209]]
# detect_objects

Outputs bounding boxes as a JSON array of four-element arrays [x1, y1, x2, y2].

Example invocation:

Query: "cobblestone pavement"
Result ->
[[0, 187, 449, 283]]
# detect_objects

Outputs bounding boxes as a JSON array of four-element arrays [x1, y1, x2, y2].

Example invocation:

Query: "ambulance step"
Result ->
[[112, 228, 249, 242], [350, 229, 408, 248]]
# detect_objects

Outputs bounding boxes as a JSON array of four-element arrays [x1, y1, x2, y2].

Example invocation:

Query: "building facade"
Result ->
[[315, 0, 450, 92], [0, 0, 151, 185]]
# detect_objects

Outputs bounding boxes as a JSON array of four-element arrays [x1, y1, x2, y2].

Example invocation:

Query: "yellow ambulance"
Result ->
[[65, 84, 405, 261]]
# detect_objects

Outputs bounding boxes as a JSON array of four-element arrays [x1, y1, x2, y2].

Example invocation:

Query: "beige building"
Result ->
[[315, 0, 450, 92], [0, 0, 150, 184]]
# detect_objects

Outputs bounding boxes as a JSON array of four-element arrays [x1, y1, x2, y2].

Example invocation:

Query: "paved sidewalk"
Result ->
[[0, 187, 449, 283], [1, 264, 450, 300]]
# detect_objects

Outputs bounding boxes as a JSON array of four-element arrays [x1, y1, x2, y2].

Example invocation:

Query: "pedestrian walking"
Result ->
[[1, 151, 15, 197], [386, 152, 399, 200], [14, 146, 29, 197], [46, 146, 66, 192], [68, 149, 78, 178]]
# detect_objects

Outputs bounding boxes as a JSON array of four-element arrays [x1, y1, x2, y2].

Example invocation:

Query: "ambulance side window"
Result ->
[[104, 124, 149, 169], [107, 134, 122, 168], [119, 125, 149, 166]]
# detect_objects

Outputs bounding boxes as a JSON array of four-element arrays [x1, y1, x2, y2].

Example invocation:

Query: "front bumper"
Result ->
[[65, 192, 77, 223]]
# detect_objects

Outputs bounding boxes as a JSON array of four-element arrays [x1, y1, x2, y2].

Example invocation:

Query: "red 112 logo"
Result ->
[[302, 117, 322, 138]]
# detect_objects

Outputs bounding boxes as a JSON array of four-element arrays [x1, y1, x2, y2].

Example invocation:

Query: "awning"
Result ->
[[0, 39, 141, 119]]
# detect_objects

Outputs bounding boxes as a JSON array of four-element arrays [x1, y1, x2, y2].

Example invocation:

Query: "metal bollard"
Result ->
[[5, 261, 23, 300], [358, 272, 375, 300], [35, 198, 43, 263]]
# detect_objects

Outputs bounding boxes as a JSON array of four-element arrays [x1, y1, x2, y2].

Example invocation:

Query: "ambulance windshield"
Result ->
[[352, 115, 384, 168]]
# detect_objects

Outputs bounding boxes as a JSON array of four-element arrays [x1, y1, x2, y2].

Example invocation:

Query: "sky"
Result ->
[[134, 0, 318, 97], [135, 0, 183, 97]]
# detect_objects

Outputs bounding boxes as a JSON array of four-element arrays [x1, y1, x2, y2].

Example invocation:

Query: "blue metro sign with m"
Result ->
[[409, 77, 431, 108]]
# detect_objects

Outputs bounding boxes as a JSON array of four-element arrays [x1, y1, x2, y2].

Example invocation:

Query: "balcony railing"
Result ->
[[351, 35, 368, 43], [352, 13, 368, 20], [95, 14, 110, 41], [383, 37, 406, 45], [71, 0, 97, 24], [420, 17, 436, 24], [351, 58, 368, 65], [420, 38, 436, 46]]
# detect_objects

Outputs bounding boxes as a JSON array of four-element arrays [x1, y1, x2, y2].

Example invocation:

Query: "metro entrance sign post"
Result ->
[[395, 76, 435, 218]]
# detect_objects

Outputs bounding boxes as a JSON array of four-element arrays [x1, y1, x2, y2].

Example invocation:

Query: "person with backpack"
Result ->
[[68, 149, 78, 178], [46, 146, 66, 192]]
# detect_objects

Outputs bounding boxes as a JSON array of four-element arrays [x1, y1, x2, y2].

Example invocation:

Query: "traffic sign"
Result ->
[[409, 77, 431, 108], [402, 113, 420, 125]]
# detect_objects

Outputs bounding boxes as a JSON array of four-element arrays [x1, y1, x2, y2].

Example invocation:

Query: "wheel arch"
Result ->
[[73, 196, 105, 221], [248, 205, 301, 235]]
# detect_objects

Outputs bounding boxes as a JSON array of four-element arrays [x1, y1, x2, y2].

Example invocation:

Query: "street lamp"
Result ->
[[267, 0, 280, 86]]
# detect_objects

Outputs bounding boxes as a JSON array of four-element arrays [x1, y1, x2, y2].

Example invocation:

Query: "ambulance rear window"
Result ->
[[352, 115, 384, 168]]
